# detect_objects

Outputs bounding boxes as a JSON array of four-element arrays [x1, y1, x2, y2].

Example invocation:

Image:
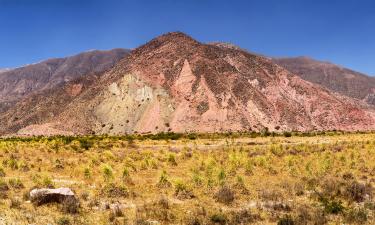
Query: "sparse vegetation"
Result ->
[[0, 132, 374, 224]]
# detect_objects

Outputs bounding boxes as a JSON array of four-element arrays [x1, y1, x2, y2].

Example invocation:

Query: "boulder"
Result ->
[[30, 187, 77, 206]]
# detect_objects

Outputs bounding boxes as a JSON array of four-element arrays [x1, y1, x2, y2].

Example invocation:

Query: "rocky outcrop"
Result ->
[[30, 187, 77, 206]]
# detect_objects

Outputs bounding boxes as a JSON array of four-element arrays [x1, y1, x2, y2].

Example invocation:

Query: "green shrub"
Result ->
[[157, 170, 171, 188], [8, 158, 18, 170], [122, 167, 130, 178], [218, 168, 226, 185], [102, 164, 114, 182], [8, 178, 24, 189], [42, 176, 55, 188], [167, 154, 177, 166]]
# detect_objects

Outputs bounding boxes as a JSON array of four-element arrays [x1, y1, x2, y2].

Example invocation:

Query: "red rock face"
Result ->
[[110, 32, 375, 132], [1, 32, 374, 136]]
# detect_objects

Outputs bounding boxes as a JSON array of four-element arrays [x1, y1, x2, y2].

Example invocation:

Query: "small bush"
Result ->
[[229, 209, 260, 224], [294, 204, 327, 225], [78, 138, 93, 150], [174, 179, 194, 199], [218, 168, 226, 185], [215, 186, 235, 204], [122, 167, 130, 178], [0, 179, 9, 192], [345, 207, 368, 224], [8, 178, 24, 189], [344, 181, 372, 202], [167, 154, 177, 166], [84, 167, 91, 179], [10, 197, 22, 209], [157, 170, 172, 188], [283, 132, 292, 137], [277, 215, 294, 225], [0, 167, 5, 177], [8, 158, 19, 170], [109, 204, 124, 219], [56, 216, 71, 225], [101, 183, 129, 198], [102, 164, 114, 182], [61, 197, 80, 214], [210, 212, 227, 225], [42, 176, 55, 188], [320, 198, 345, 214]]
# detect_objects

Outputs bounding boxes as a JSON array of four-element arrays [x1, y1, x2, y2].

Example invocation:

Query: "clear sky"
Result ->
[[0, 0, 374, 75]]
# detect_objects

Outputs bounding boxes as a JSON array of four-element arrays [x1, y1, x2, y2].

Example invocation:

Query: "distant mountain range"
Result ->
[[0, 49, 129, 114], [0, 32, 374, 136], [272, 57, 375, 105]]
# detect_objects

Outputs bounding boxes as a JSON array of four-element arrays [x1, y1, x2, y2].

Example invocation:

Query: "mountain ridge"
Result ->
[[1, 32, 374, 136], [272, 56, 375, 105], [0, 48, 129, 114]]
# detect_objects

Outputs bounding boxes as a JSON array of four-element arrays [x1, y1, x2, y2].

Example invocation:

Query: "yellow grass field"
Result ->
[[0, 132, 374, 224]]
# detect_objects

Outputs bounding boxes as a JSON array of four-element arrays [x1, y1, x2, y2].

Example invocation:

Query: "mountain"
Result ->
[[0, 49, 129, 113], [0, 68, 11, 73], [272, 57, 375, 105], [0, 32, 374, 136]]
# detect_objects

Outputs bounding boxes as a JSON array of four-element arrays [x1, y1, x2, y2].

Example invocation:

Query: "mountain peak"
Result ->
[[129, 31, 200, 58], [155, 31, 198, 42]]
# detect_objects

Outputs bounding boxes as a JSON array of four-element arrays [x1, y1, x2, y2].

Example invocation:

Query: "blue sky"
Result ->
[[0, 0, 374, 75]]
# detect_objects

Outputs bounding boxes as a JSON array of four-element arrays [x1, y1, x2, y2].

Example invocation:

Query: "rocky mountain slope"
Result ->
[[272, 57, 375, 105], [1, 32, 374, 136], [0, 49, 129, 113]]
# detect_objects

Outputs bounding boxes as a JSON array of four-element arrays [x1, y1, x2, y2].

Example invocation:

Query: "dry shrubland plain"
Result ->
[[0, 131, 375, 225]]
